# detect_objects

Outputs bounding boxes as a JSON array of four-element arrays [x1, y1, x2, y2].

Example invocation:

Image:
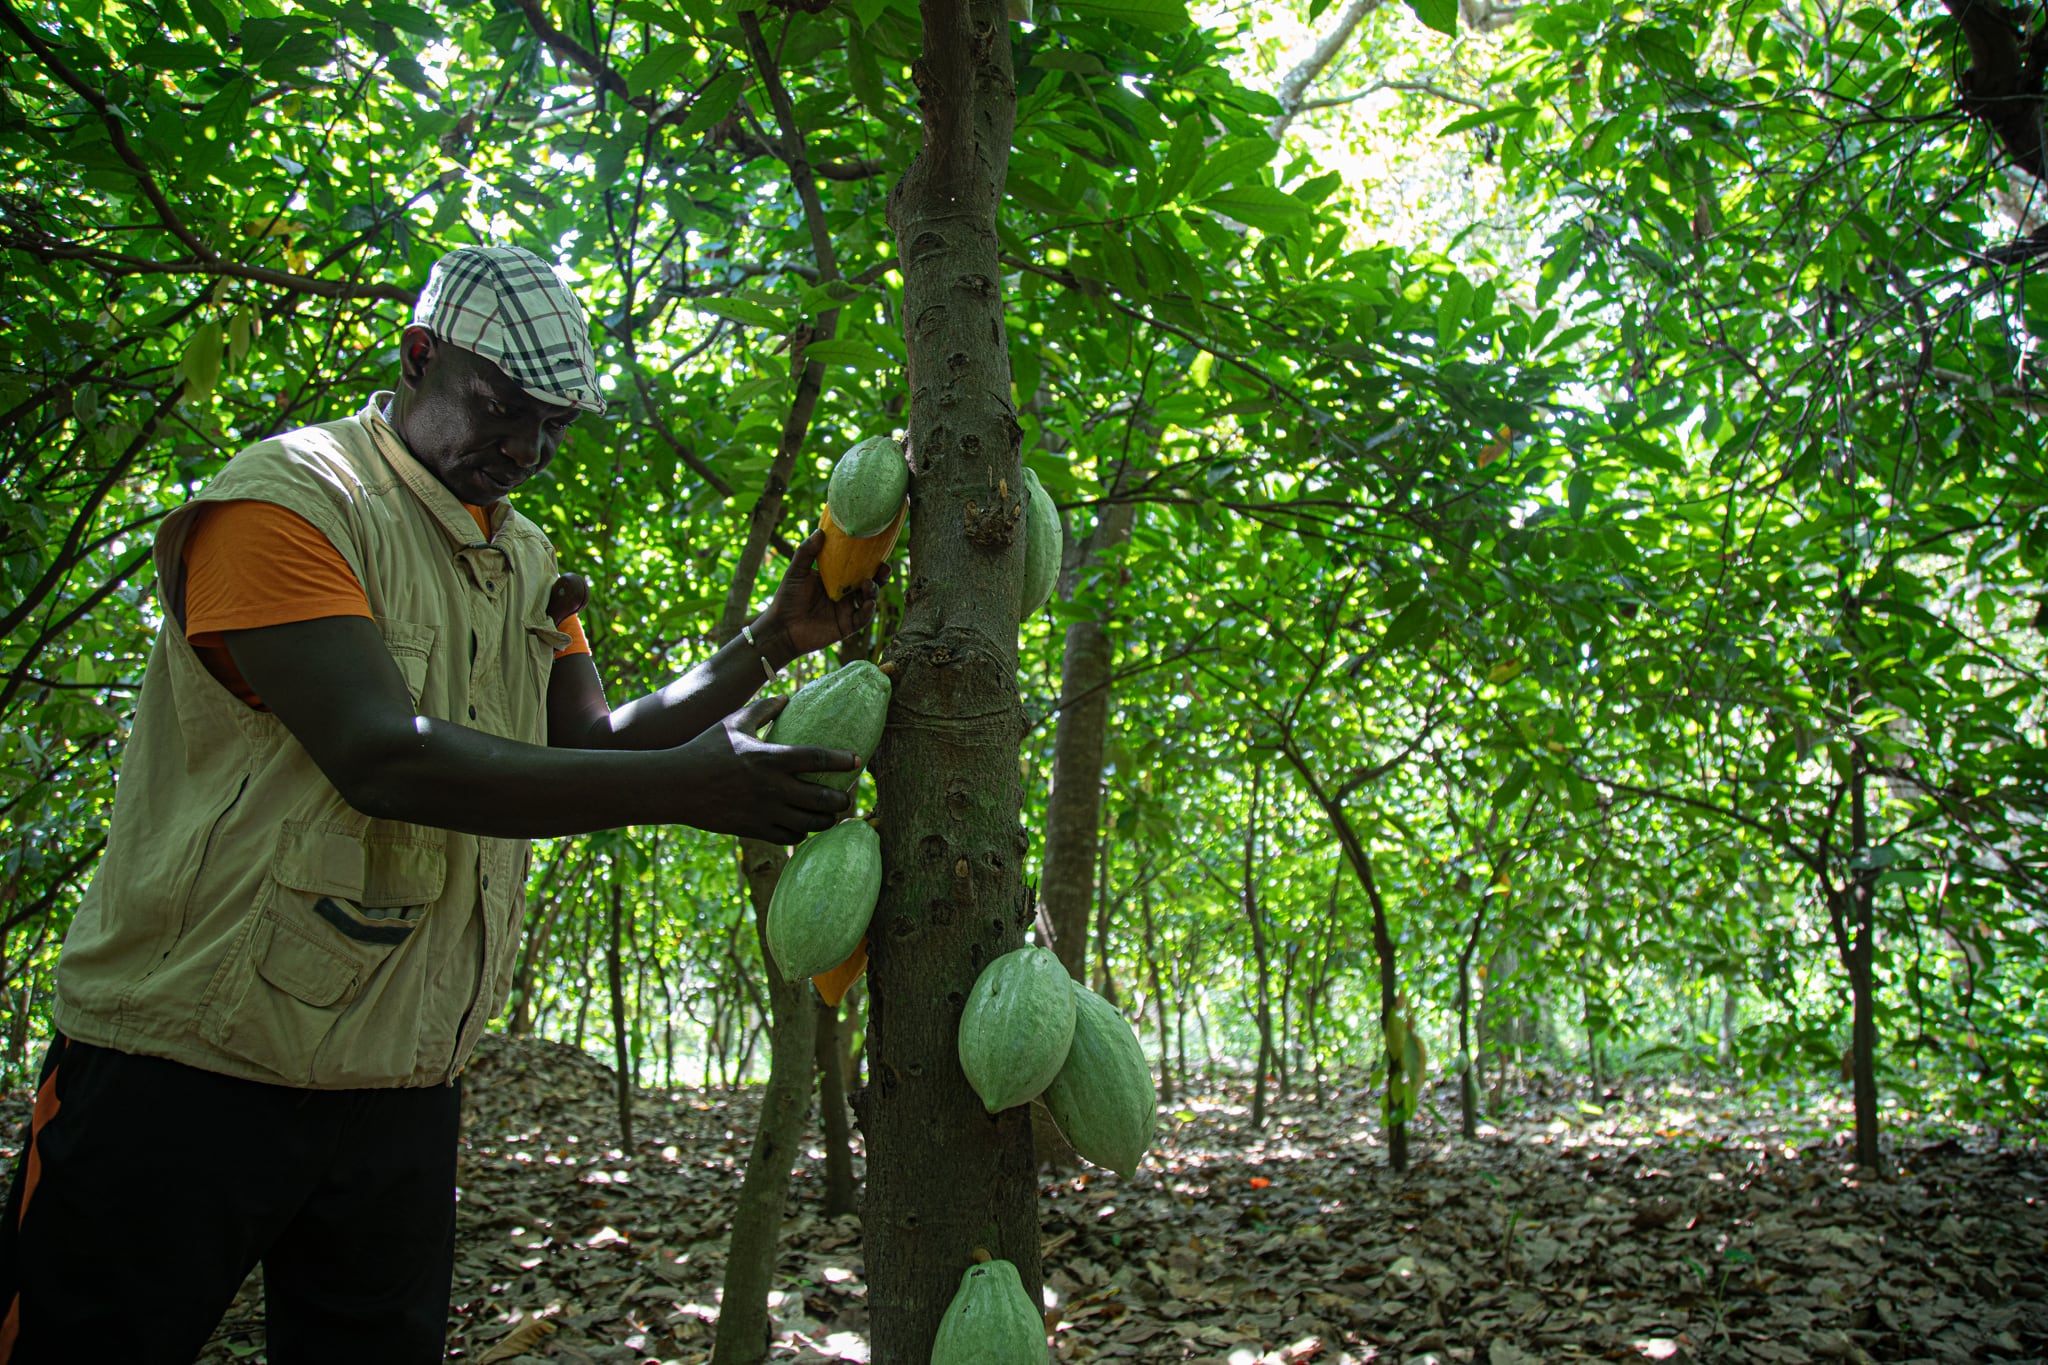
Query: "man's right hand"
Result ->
[[668, 694, 859, 844]]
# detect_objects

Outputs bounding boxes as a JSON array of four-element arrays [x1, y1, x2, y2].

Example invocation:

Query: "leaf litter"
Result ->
[[5, 1034, 2042, 1363]]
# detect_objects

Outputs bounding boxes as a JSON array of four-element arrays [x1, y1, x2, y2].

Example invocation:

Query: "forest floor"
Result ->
[[5, 1031, 2045, 1364]]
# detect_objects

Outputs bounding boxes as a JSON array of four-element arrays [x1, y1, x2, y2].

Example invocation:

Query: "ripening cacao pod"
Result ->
[[766, 819, 882, 982], [768, 660, 891, 792], [812, 936, 867, 1006], [958, 946, 1076, 1112], [1018, 467, 1060, 619], [818, 500, 906, 601], [931, 1258, 1046, 1365], [827, 434, 910, 537], [1042, 981, 1156, 1176]]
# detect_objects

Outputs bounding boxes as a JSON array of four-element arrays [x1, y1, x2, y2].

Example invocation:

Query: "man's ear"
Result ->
[[399, 325, 438, 390]]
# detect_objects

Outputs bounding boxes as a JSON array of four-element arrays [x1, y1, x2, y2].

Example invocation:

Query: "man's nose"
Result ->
[[503, 423, 546, 467]]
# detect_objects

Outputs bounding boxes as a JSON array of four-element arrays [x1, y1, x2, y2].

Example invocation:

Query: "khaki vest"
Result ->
[[52, 395, 568, 1089]]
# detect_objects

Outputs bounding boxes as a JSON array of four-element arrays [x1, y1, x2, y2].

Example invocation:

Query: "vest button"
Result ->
[[482, 874, 491, 891], [485, 580, 496, 592], [468, 705, 477, 719]]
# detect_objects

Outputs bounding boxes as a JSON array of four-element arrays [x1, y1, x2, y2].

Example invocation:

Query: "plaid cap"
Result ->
[[411, 245, 608, 416]]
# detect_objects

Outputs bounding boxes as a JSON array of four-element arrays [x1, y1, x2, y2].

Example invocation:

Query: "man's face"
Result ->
[[393, 326, 579, 506]]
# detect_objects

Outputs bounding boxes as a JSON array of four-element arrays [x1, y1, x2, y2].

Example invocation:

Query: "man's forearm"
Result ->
[[585, 613, 797, 751], [346, 717, 705, 838]]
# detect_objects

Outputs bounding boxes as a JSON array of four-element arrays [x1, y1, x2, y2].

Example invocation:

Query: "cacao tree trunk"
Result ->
[[1455, 874, 1485, 1142], [1091, 828, 1118, 1006], [607, 868, 635, 1151], [711, 838, 814, 1365], [1359, 850, 1407, 1172], [1834, 753, 1883, 1171], [1141, 884, 1173, 1105], [815, 993, 858, 1218], [1243, 766, 1274, 1130], [1305, 866, 1340, 1104], [854, 2, 1038, 1357], [1038, 464, 1138, 983], [1720, 981, 1737, 1071]]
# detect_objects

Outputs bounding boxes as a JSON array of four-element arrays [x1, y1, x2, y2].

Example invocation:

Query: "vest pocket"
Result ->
[[200, 819, 447, 1085], [376, 615, 437, 707], [525, 614, 570, 714]]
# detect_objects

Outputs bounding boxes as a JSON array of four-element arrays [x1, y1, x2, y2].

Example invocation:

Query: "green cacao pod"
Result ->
[[1018, 467, 1060, 619], [768, 660, 891, 792], [827, 434, 911, 538], [1042, 981, 1156, 1176], [766, 819, 882, 982], [931, 1258, 1046, 1365], [958, 946, 1076, 1112]]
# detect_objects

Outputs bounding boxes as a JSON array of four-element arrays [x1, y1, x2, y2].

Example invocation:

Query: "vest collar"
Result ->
[[359, 393, 509, 546]]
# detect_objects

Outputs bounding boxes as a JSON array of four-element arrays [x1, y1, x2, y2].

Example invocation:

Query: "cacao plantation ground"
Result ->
[[4, 1032, 2043, 1364]]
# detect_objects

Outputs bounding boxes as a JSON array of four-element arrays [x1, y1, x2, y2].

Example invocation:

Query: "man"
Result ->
[[0, 245, 880, 1362]]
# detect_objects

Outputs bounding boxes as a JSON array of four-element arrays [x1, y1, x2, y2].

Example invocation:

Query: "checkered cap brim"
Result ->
[[412, 245, 608, 416]]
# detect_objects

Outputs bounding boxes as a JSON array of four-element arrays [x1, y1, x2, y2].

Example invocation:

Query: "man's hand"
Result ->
[[547, 572, 589, 627], [667, 694, 859, 843], [756, 528, 888, 664]]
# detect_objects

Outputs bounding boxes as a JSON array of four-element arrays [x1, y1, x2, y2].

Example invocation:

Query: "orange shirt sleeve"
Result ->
[[557, 612, 590, 658], [183, 500, 373, 641], [181, 500, 372, 708]]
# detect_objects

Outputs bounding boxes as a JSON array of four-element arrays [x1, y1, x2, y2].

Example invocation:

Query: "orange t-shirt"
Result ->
[[182, 500, 589, 709]]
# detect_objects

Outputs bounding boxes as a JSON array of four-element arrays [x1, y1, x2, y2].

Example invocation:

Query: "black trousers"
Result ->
[[0, 1034, 460, 1364]]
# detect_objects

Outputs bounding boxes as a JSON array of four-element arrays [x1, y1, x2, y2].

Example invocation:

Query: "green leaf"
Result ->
[[1408, 0, 1457, 35], [1199, 185, 1311, 234], [1436, 272, 1471, 350], [690, 296, 788, 330], [1382, 598, 1437, 651], [1185, 138, 1277, 201], [631, 41, 699, 99], [1567, 469, 1592, 519], [180, 321, 224, 401], [671, 71, 747, 140], [1058, 0, 1191, 29]]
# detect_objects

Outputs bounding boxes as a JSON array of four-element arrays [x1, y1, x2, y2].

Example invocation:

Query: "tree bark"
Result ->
[[1359, 853, 1408, 1173], [1141, 884, 1173, 1105], [712, 839, 816, 1365], [606, 868, 635, 1151], [1268, 0, 1386, 140], [1842, 754, 1882, 1170], [815, 994, 858, 1218], [1455, 873, 1485, 1141], [855, 2, 1037, 1358], [1091, 829, 1117, 1004], [1243, 765, 1274, 1130], [1037, 464, 1137, 983]]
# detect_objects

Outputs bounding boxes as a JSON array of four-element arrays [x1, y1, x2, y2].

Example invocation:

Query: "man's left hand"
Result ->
[[756, 527, 888, 663]]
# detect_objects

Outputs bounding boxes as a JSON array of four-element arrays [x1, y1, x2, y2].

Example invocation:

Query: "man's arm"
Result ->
[[547, 527, 886, 753], [224, 615, 856, 843]]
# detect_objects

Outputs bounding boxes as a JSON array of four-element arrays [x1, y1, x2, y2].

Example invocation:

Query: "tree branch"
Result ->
[[1298, 80, 1488, 115], [1943, 0, 2048, 184], [1270, 0, 1386, 140]]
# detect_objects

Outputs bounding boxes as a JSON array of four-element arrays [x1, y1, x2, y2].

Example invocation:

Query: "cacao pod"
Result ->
[[768, 659, 891, 792], [818, 500, 906, 601], [812, 936, 868, 1006], [958, 946, 1076, 1112], [766, 819, 882, 982], [931, 1258, 1046, 1365], [1018, 467, 1059, 619], [1042, 981, 1155, 1176], [827, 434, 910, 537]]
